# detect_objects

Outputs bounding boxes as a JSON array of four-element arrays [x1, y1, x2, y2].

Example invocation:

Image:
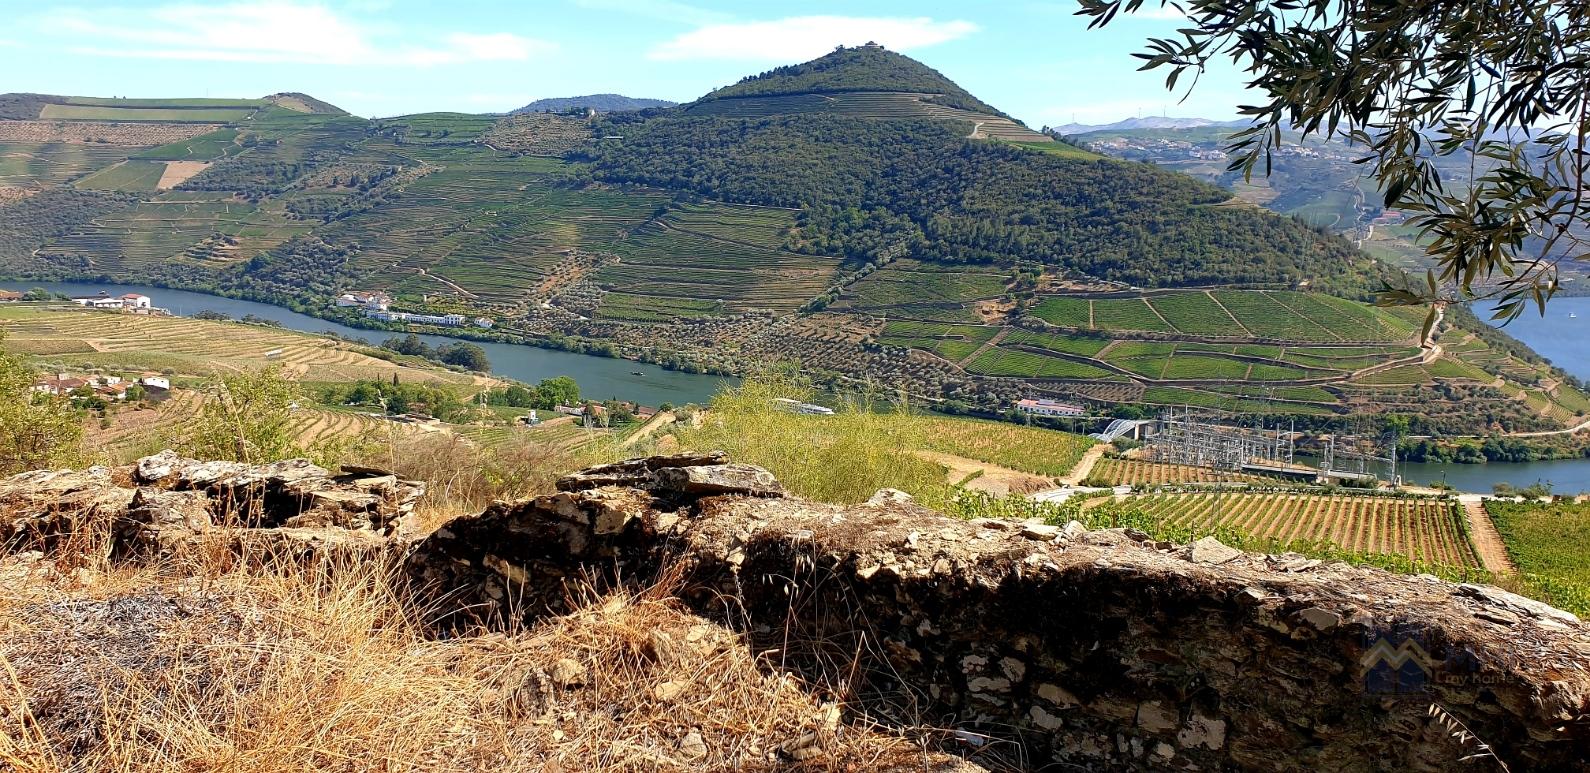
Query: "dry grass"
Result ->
[[0, 525, 954, 772]]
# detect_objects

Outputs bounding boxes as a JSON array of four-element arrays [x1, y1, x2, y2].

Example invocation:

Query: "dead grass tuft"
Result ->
[[0, 541, 958, 772]]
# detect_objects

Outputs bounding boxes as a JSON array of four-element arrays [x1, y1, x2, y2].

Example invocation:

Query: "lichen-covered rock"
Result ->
[[410, 455, 1590, 772], [133, 453, 423, 531], [112, 488, 212, 560], [554, 452, 782, 501], [0, 452, 424, 560], [0, 466, 134, 551]]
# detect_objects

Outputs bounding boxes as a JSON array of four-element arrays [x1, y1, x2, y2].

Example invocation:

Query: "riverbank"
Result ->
[[0, 281, 732, 407]]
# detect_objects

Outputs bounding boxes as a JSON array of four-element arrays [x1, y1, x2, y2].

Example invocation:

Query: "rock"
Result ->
[[867, 488, 914, 506], [1177, 712, 1228, 751], [652, 463, 784, 498], [1297, 606, 1342, 631], [1136, 701, 1177, 733], [653, 681, 687, 701], [679, 729, 707, 760], [134, 449, 182, 484], [1019, 522, 1060, 541], [1190, 536, 1243, 565], [112, 488, 211, 559], [1036, 683, 1079, 708], [550, 658, 586, 687], [1062, 520, 1088, 539]]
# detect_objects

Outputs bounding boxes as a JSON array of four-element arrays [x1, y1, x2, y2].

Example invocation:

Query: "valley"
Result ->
[[1, 45, 1586, 442]]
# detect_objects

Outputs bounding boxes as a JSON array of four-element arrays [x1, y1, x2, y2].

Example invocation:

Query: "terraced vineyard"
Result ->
[[0, 142, 131, 186], [0, 307, 478, 386], [1088, 457, 1269, 486], [1030, 290, 1418, 343], [596, 220, 842, 315], [916, 415, 1094, 477], [1485, 499, 1590, 616], [1109, 491, 1482, 568]]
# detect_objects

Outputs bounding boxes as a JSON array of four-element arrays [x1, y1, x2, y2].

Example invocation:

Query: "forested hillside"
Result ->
[[586, 114, 1369, 291]]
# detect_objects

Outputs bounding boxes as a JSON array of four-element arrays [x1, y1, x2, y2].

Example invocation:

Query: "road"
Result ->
[[1457, 494, 1518, 575]]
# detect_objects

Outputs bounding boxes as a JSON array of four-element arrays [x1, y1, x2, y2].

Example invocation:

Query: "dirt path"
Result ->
[[1058, 443, 1109, 486], [913, 450, 1052, 497], [1458, 495, 1517, 575], [620, 411, 675, 449], [956, 327, 1008, 367]]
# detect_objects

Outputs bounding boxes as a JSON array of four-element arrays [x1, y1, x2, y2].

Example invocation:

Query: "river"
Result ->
[[9, 280, 1590, 493], [1479, 296, 1590, 381], [0, 281, 732, 407]]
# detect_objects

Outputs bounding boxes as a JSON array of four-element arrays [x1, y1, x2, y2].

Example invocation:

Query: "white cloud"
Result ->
[[649, 16, 978, 62], [46, 1, 553, 66], [573, 0, 728, 26]]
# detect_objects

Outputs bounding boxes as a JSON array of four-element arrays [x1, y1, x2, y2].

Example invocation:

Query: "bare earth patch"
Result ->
[[913, 449, 1052, 496], [0, 185, 35, 206], [155, 160, 210, 189]]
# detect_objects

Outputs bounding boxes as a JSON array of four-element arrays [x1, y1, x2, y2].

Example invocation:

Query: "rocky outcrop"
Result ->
[[409, 454, 1590, 772], [0, 451, 423, 559]]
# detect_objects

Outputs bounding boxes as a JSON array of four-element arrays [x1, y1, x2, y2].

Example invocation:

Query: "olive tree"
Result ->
[[0, 344, 81, 475], [185, 367, 301, 464], [1078, 0, 1590, 330]]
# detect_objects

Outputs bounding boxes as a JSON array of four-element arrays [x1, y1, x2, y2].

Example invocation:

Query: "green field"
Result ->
[[879, 321, 999, 362], [965, 347, 1120, 379], [132, 128, 242, 161], [0, 142, 129, 186], [74, 160, 168, 191], [40, 104, 259, 122], [1485, 500, 1590, 616], [1030, 290, 1415, 343]]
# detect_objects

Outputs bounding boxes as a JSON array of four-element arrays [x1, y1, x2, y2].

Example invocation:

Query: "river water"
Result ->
[[1479, 296, 1590, 381], [8, 280, 1590, 492], [0, 281, 731, 407]]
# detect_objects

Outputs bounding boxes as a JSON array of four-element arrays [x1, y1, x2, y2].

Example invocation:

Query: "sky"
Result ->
[[0, 0, 1256, 127]]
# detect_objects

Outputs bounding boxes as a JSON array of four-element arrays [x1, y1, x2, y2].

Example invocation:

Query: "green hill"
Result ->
[[694, 44, 1005, 116]]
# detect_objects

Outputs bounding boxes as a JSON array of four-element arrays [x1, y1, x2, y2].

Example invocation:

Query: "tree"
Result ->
[[382, 333, 431, 358], [0, 342, 81, 475], [21, 288, 50, 302], [435, 342, 490, 372], [193, 309, 231, 321], [185, 367, 300, 463], [1079, 0, 1590, 324], [535, 376, 580, 409]]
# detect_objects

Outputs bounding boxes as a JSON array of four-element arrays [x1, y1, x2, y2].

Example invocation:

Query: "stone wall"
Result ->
[[3, 452, 1586, 770], [409, 454, 1590, 772]]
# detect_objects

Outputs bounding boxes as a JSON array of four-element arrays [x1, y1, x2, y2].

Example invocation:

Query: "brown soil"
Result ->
[[912, 449, 1052, 496], [155, 161, 210, 189], [1462, 497, 1519, 575]]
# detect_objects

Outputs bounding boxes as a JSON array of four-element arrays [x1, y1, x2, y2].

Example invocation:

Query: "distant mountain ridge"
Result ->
[[1051, 116, 1248, 135], [512, 94, 676, 114]]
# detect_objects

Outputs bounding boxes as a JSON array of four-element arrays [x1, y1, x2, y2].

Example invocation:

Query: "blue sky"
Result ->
[[0, 0, 1254, 127]]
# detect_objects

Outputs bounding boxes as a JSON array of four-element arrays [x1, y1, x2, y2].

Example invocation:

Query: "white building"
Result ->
[[139, 375, 171, 391], [70, 292, 151, 310], [475, 317, 494, 328], [1016, 398, 1087, 418], [366, 310, 467, 327], [336, 291, 391, 311]]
